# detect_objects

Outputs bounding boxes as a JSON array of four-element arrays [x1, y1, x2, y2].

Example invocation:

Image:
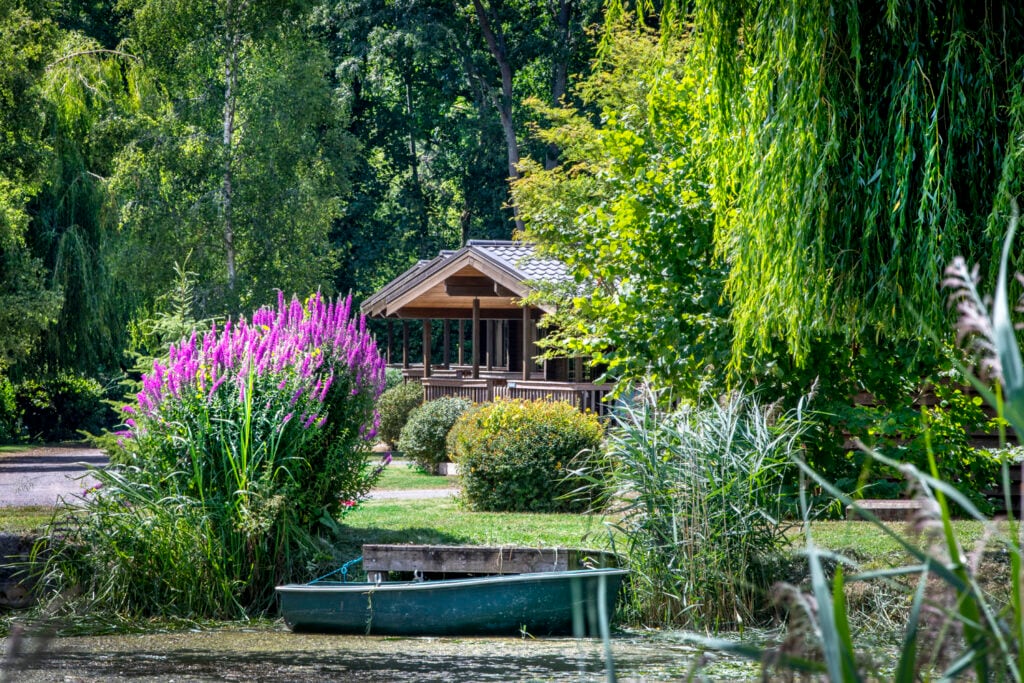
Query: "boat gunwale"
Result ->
[[275, 567, 629, 594]]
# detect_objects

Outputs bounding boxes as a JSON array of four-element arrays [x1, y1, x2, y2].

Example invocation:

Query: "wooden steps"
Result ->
[[362, 544, 619, 583], [846, 499, 926, 521]]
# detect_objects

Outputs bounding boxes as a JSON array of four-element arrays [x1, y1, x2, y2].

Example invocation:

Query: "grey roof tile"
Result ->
[[466, 241, 570, 285]]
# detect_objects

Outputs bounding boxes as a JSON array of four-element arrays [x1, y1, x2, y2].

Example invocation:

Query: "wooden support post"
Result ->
[[521, 306, 530, 380], [422, 319, 432, 378], [496, 320, 505, 370], [442, 320, 450, 367], [402, 321, 410, 369], [457, 320, 464, 366], [486, 320, 494, 371], [472, 299, 480, 379]]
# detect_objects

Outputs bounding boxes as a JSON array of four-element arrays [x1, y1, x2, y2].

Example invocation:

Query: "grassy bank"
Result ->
[[1, 498, 990, 568], [0, 506, 52, 534], [337, 499, 614, 551]]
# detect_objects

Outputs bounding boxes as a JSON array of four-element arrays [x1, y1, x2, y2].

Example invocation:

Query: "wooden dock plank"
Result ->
[[362, 544, 617, 578]]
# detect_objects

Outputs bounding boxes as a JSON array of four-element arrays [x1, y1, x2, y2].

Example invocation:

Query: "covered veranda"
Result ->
[[360, 241, 610, 414]]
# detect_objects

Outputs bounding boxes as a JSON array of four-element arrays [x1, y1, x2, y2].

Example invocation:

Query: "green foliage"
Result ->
[[383, 367, 404, 392], [43, 294, 385, 619], [683, 0, 1024, 367], [376, 380, 423, 448], [27, 31, 145, 376], [397, 397, 471, 473], [513, 21, 728, 396], [693, 207, 1024, 680], [0, 373, 19, 443], [595, 389, 801, 629], [0, 3, 64, 369], [448, 399, 603, 513], [14, 373, 114, 442], [120, 260, 215, 399], [749, 336, 1001, 514], [109, 4, 354, 314]]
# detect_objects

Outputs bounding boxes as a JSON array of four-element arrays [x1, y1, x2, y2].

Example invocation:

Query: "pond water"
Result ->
[[1, 625, 762, 682]]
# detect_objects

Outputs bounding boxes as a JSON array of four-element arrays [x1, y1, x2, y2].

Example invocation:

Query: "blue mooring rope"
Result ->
[[309, 555, 363, 584]]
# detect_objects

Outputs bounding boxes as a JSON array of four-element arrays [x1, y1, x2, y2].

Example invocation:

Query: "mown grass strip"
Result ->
[[372, 462, 457, 491]]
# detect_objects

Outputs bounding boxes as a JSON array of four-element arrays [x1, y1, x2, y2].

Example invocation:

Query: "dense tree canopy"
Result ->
[[684, 0, 1024, 367], [0, 0, 603, 381]]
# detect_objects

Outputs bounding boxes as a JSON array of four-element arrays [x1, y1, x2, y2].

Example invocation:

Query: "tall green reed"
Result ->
[[594, 389, 804, 630], [693, 205, 1024, 680], [38, 292, 386, 620]]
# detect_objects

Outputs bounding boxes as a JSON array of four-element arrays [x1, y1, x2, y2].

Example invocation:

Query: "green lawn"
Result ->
[[0, 445, 33, 454], [805, 519, 990, 569], [0, 490, 996, 576], [0, 506, 54, 534], [341, 498, 615, 548], [372, 461, 456, 490]]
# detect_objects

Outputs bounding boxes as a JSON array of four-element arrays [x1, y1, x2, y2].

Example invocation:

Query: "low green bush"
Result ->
[[15, 373, 114, 442], [398, 397, 472, 473], [384, 367, 404, 392], [376, 381, 423, 448], [448, 399, 603, 513]]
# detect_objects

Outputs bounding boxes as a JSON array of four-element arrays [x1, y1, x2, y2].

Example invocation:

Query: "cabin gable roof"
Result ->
[[360, 241, 568, 319]]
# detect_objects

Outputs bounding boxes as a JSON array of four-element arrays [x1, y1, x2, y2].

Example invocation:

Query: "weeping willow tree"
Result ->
[[25, 34, 149, 375], [665, 1, 1024, 366]]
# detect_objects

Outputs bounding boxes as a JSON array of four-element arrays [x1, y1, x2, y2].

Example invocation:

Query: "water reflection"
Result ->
[[3, 628, 729, 682]]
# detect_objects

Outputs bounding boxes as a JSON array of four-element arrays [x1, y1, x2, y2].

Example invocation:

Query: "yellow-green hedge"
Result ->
[[447, 398, 603, 512]]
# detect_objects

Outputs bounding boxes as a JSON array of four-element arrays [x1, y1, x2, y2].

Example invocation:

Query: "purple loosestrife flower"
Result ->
[[133, 292, 385, 437]]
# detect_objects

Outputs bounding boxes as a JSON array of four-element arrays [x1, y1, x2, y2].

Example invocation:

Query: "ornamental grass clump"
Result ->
[[595, 389, 802, 630], [41, 292, 386, 619], [691, 206, 1024, 681]]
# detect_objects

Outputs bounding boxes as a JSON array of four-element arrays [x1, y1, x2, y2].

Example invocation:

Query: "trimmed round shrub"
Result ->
[[376, 380, 423, 448], [15, 373, 114, 442], [398, 397, 472, 473], [448, 399, 604, 512]]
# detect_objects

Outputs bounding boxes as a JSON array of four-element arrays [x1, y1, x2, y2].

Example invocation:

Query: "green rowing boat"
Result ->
[[276, 568, 628, 636]]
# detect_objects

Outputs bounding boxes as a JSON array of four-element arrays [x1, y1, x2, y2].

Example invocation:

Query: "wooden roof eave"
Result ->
[[379, 249, 557, 318], [360, 255, 447, 317]]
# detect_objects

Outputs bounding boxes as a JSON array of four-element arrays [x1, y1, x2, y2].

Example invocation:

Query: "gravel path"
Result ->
[[368, 487, 457, 501], [0, 445, 104, 507], [0, 446, 455, 507]]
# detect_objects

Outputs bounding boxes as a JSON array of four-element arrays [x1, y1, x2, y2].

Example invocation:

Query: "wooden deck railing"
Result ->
[[500, 381, 613, 416], [421, 377, 496, 404], [420, 376, 613, 416]]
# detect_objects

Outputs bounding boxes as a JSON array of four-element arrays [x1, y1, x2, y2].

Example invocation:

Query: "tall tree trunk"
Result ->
[[221, 0, 241, 294], [546, 0, 571, 170], [471, 0, 524, 233], [404, 73, 431, 257]]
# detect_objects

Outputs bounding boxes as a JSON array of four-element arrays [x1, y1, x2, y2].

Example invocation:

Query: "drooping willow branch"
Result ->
[[663, 1, 1024, 367], [47, 48, 141, 69]]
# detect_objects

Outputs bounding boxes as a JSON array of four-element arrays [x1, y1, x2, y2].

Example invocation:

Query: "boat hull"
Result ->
[[276, 568, 628, 636]]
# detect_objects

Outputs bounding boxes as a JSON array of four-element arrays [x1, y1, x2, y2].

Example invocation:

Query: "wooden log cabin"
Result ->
[[360, 241, 611, 414]]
